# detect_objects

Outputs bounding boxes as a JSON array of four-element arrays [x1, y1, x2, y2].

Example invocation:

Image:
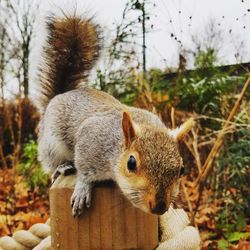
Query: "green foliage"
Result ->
[[217, 239, 229, 250], [227, 231, 249, 243], [162, 49, 247, 117], [215, 108, 250, 244], [168, 73, 245, 117], [217, 231, 249, 250], [17, 140, 49, 193], [194, 48, 217, 68]]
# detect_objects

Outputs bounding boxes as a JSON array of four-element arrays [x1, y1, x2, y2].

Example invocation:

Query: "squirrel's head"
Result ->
[[116, 111, 194, 215]]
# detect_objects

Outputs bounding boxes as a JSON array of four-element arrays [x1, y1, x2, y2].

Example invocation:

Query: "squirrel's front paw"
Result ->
[[71, 183, 92, 217]]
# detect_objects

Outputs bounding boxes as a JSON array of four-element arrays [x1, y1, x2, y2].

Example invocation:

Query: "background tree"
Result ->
[[0, 23, 8, 101], [95, 0, 154, 97], [0, 0, 38, 98]]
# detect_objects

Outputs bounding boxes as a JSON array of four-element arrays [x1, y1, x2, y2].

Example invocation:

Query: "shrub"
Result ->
[[17, 140, 49, 194], [215, 105, 250, 245]]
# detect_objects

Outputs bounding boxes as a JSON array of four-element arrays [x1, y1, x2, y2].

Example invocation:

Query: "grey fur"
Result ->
[[38, 86, 167, 216]]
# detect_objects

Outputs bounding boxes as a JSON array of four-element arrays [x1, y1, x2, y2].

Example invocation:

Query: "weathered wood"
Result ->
[[50, 175, 158, 250]]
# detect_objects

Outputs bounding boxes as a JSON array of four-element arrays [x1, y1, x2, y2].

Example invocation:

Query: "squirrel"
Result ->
[[36, 15, 195, 217]]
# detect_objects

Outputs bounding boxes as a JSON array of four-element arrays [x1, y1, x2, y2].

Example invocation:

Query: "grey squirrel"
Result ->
[[37, 15, 194, 217]]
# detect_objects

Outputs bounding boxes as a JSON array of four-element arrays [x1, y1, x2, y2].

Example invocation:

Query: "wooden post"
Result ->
[[50, 175, 158, 250]]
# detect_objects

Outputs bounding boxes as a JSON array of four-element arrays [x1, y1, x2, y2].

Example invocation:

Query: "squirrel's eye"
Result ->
[[180, 166, 185, 176], [127, 156, 137, 172]]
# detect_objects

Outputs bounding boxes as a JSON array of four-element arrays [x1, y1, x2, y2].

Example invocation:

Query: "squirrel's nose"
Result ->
[[150, 200, 167, 215]]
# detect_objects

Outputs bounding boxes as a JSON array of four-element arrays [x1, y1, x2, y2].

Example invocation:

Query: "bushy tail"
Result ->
[[38, 15, 100, 112]]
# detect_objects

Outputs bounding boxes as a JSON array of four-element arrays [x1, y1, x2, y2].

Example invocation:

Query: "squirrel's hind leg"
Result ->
[[52, 161, 76, 183]]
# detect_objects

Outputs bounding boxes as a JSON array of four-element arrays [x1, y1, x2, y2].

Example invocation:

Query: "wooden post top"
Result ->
[[50, 174, 77, 189], [49, 175, 159, 250]]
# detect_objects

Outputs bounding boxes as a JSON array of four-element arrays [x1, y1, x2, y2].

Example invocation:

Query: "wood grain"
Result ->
[[50, 177, 158, 250]]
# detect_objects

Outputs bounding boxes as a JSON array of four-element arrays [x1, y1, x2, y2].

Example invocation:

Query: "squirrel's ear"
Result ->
[[169, 118, 195, 142], [122, 111, 136, 148]]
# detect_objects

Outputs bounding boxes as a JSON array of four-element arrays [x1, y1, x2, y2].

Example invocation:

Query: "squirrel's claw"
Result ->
[[71, 182, 92, 217]]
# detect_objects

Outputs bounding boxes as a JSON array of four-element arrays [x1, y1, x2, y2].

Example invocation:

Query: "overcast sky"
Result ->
[[38, 0, 250, 70], [4, 0, 250, 96]]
